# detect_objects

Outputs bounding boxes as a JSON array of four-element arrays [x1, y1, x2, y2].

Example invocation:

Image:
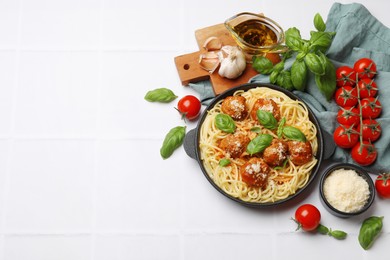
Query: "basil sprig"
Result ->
[[277, 118, 286, 138], [215, 114, 236, 133], [282, 126, 306, 142], [246, 134, 273, 155], [144, 88, 178, 103], [256, 110, 278, 130], [160, 126, 186, 159], [358, 216, 384, 250], [251, 13, 336, 100]]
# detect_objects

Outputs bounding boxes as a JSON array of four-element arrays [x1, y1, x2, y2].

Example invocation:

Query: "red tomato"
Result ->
[[333, 125, 359, 148], [334, 86, 358, 108], [357, 119, 381, 142], [375, 173, 390, 198], [176, 95, 201, 121], [351, 141, 377, 166], [360, 97, 382, 119], [336, 107, 360, 126], [336, 66, 357, 87], [294, 204, 321, 232], [354, 58, 377, 79], [357, 78, 378, 98]]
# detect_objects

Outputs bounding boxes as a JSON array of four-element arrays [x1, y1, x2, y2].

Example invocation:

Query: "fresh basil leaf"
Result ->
[[256, 110, 278, 130], [215, 114, 236, 133], [219, 158, 231, 167], [282, 126, 306, 142], [315, 55, 336, 101], [246, 134, 273, 155], [276, 71, 294, 91], [274, 159, 288, 170], [273, 61, 285, 72], [313, 13, 326, 32], [291, 59, 308, 91], [270, 70, 280, 84], [252, 56, 274, 74], [285, 27, 302, 40], [160, 126, 186, 159], [144, 88, 178, 103], [309, 31, 333, 53], [250, 127, 262, 133], [277, 117, 286, 138], [304, 53, 325, 75]]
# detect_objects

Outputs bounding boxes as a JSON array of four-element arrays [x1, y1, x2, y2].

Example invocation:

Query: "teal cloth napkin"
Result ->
[[190, 3, 390, 172]]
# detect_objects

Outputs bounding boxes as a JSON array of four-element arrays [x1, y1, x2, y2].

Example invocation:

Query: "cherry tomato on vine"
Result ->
[[375, 173, 390, 198], [333, 125, 359, 148], [354, 58, 377, 79], [176, 95, 201, 121], [294, 204, 321, 232], [357, 118, 381, 142], [360, 97, 382, 119], [357, 78, 378, 98], [351, 141, 377, 166], [334, 86, 358, 108], [336, 107, 360, 126], [336, 66, 357, 87]]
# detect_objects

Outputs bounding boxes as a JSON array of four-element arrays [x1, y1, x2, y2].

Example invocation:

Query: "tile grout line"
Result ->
[[0, 0, 23, 257]]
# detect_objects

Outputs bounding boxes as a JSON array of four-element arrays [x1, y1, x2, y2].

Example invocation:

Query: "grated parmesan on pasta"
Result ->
[[323, 168, 370, 213]]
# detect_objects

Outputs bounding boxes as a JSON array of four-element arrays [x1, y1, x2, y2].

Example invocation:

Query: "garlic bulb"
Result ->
[[218, 46, 247, 79]]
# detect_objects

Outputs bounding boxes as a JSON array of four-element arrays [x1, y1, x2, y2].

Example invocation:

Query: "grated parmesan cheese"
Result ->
[[323, 168, 370, 213]]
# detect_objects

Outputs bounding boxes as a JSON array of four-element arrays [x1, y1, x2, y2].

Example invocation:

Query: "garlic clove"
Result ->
[[203, 36, 223, 51], [199, 51, 220, 73]]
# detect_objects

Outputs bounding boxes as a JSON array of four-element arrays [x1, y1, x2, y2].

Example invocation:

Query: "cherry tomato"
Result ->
[[333, 125, 359, 148], [336, 66, 357, 87], [177, 95, 201, 121], [294, 204, 321, 231], [360, 97, 382, 119], [351, 141, 377, 166], [357, 78, 378, 98], [336, 107, 360, 126], [334, 86, 358, 108], [375, 173, 390, 198], [354, 58, 377, 79], [357, 119, 381, 142]]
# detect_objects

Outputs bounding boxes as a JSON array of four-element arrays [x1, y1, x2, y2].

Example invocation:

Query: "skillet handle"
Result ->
[[184, 128, 197, 160], [322, 129, 336, 160]]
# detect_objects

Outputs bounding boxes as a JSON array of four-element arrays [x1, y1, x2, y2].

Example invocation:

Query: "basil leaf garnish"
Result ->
[[250, 127, 262, 133], [277, 117, 286, 138], [219, 158, 231, 167], [215, 114, 236, 133], [160, 126, 186, 159], [282, 126, 306, 142], [144, 88, 178, 103], [256, 110, 278, 130], [246, 134, 273, 155]]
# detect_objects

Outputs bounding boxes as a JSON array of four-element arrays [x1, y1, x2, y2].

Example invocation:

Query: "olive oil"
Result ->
[[233, 19, 278, 47]]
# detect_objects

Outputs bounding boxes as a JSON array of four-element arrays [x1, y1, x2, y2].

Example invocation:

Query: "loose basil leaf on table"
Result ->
[[282, 126, 306, 142], [160, 126, 186, 159], [358, 216, 384, 250], [215, 114, 236, 133], [256, 110, 278, 130], [246, 134, 273, 155], [144, 88, 178, 103]]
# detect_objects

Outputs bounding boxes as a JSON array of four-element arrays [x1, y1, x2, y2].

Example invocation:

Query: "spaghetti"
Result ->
[[199, 87, 318, 203]]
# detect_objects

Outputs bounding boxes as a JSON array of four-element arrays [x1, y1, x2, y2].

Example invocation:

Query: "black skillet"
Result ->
[[184, 83, 335, 208]]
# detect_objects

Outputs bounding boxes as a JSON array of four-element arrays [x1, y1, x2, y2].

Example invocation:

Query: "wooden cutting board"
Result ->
[[174, 23, 280, 95]]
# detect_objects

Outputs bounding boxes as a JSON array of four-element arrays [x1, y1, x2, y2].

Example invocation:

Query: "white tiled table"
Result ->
[[0, 0, 389, 259]]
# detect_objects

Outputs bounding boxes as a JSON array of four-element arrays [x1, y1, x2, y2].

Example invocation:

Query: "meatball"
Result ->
[[240, 158, 271, 188], [287, 140, 313, 165], [221, 96, 248, 121], [219, 132, 250, 158], [263, 139, 289, 166], [250, 98, 281, 121]]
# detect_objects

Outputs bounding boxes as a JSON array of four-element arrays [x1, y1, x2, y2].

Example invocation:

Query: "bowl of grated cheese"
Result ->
[[319, 163, 375, 218]]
